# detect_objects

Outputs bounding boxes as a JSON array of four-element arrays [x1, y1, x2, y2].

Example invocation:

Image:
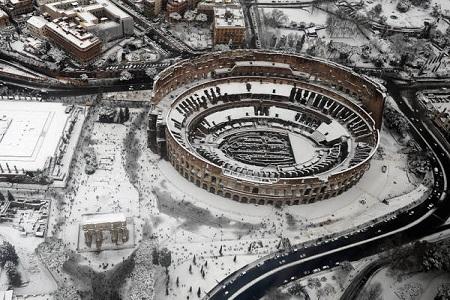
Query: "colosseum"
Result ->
[[148, 50, 386, 206]]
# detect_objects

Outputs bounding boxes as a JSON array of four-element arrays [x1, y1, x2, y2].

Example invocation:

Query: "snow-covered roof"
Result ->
[[82, 212, 127, 225], [214, 7, 245, 28], [44, 0, 131, 28], [46, 20, 101, 49], [27, 16, 48, 29], [0, 101, 71, 173]]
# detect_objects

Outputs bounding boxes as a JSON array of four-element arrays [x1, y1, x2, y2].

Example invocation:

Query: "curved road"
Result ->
[[205, 82, 450, 300]]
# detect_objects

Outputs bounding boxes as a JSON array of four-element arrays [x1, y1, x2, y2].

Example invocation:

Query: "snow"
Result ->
[[0, 101, 70, 173], [315, 120, 349, 143], [262, 7, 329, 27], [0, 225, 57, 297], [36, 103, 431, 299], [50, 121, 141, 272], [82, 212, 127, 225], [26, 16, 47, 29], [363, 0, 434, 28], [288, 132, 317, 165], [363, 266, 450, 300]]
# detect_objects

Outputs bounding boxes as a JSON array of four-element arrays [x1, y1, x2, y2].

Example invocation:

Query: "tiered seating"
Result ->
[[349, 143, 372, 166]]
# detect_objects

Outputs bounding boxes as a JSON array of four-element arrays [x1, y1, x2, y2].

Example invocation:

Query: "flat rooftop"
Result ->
[[0, 101, 70, 173], [82, 212, 127, 225], [214, 7, 245, 28]]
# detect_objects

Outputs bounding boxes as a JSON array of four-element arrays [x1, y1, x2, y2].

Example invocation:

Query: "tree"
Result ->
[[80, 73, 89, 81], [120, 70, 133, 81], [195, 13, 207, 23], [145, 67, 158, 77], [152, 248, 159, 265], [4, 261, 21, 287], [358, 282, 383, 300], [431, 4, 441, 17], [124, 107, 130, 121], [268, 9, 288, 27], [435, 285, 450, 300], [0, 241, 18, 267], [374, 4, 382, 15], [184, 10, 196, 22], [159, 248, 172, 271], [176, 276, 179, 287], [48, 47, 65, 64], [233, 255, 237, 262], [189, 264, 192, 274], [118, 108, 125, 123], [197, 287, 201, 297], [169, 12, 182, 22], [219, 245, 223, 256], [193, 255, 196, 265], [7, 191, 14, 202], [397, 0, 411, 13]]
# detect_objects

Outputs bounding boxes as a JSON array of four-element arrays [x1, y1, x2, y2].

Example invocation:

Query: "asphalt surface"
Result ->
[[205, 81, 450, 300]]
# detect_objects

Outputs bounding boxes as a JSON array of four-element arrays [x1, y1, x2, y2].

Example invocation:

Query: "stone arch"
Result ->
[[232, 194, 240, 201]]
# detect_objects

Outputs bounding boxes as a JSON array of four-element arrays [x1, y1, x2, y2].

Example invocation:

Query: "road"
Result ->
[[205, 81, 450, 300]]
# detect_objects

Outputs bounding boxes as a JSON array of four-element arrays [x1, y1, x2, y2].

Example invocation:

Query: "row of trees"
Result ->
[[0, 241, 21, 287]]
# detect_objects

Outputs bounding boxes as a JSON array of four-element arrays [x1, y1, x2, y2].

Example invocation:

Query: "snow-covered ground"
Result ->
[[49, 119, 142, 272], [114, 109, 427, 298], [30, 97, 430, 299], [363, 266, 450, 300], [169, 23, 212, 50], [0, 225, 57, 297], [363, 0, 435, 28]]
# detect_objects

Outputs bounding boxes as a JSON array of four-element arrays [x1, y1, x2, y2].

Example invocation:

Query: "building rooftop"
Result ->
[[82, 212, 127, 225], [45, 0, 132, 27], [0, 101, 71, 173], [214, 7, 245, 28], [27, 15, 48, 29], [46, 19, 101, 49]]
